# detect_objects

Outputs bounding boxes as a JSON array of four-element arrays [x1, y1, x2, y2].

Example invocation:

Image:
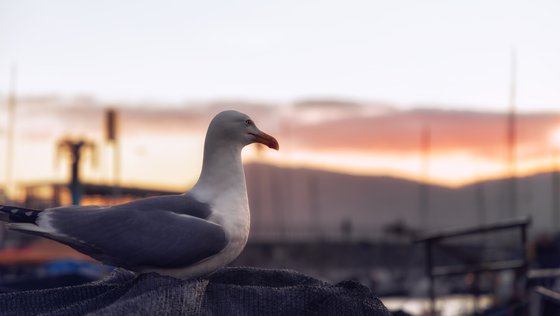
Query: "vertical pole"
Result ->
[[420, 125, 431, 231], [58, 140, 90, 206], [553, 149, 559, 231], [5, 65, 16, 199], [507, 48, 517, 218], [521, 223, 528, 293], [426, 241, 436, 316], [473, 272, 480, 315], [69, 142, 82, 205], [113, 137, 121, 201]]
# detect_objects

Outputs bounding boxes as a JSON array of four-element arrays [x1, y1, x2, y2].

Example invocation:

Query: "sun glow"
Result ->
[[246, 148, 560, 187], [3, 99, 560, 192], [551, 127, 560, 150]]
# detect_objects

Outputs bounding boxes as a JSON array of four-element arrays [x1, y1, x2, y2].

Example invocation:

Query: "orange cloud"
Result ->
[[6, 96, 560, 188], [286, 109, 560, 161]]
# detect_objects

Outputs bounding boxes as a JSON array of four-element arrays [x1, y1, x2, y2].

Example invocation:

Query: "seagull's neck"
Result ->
[[191, 141, 247, 204]]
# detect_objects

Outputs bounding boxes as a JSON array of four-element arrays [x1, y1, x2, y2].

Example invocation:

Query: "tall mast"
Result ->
[[5, 65, 17, 200], [420, 124, 431, 231], [507, 49, 517, 218]]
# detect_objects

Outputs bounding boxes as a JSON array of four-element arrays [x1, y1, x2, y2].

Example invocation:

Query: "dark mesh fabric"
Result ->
[[0, 267, 390, 316]]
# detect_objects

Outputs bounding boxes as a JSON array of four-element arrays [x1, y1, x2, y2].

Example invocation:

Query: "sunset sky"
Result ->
[[1, 1, 560, 191], [0, 98, 559, 191]]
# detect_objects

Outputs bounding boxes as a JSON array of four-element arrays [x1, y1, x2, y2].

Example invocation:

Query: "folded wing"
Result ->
[[32, 195, 227, 269]]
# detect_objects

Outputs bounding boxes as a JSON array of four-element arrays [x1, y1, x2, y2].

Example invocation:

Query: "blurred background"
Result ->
[[1, 1, 560, 315]]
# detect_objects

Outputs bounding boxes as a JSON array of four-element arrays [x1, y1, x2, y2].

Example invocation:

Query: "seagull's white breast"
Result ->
[[146, 156, 251, 279]]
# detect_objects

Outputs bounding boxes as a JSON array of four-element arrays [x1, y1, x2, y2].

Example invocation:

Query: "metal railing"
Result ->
[[415, 216, 531, 316]]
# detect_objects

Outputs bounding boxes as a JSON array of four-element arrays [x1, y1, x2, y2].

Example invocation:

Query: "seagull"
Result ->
[[0, 110, 279, 279]]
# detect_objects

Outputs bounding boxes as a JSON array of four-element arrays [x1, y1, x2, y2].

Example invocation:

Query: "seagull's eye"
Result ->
[[245, 119, 254, 126]]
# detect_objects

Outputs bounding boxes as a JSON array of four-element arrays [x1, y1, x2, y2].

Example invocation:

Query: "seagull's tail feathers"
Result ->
[[0, 205, 57, 236], [0, 205, 42, 225]]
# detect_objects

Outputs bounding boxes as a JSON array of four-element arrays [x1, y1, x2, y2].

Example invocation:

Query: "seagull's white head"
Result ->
[[207, 110, 279, 150]]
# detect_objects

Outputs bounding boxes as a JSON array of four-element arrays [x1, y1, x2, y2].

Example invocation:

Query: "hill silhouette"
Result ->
[[244, 163, 557, 239]]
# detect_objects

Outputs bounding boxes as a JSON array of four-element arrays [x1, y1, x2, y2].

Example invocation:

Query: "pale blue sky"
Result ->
[[1, 0, 560, 111]]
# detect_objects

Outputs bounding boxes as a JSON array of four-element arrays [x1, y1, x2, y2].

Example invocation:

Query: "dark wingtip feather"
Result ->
[[0, 205, 42, 224]]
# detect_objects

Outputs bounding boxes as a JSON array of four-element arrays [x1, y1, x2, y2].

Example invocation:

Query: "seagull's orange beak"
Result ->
[[251, 131, 279, 150]]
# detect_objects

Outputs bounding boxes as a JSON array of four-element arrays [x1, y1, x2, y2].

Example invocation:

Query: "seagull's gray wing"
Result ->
[[42, 198, 227, 269], [111, 193, 213, 219]]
